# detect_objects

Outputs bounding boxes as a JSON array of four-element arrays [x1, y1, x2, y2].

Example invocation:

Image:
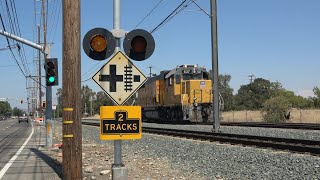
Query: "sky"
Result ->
[[0, 0, 319, 110]]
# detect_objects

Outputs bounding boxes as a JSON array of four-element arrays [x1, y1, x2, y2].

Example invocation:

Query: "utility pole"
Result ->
[[148, 65, 152, 77], [62, 0, 82, 179], [84, 103, 87, 115], [211, 0, 220, 132], [90, 95, 93, 117], [248, 74, 255, 83], [38, 25, 42, 118]]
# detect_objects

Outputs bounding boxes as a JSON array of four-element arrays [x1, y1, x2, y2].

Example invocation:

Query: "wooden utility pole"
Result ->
[[62, 0, 82, 179]]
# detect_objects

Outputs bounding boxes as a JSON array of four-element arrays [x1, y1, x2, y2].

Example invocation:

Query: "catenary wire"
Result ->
[[133, 0, 165, 29]]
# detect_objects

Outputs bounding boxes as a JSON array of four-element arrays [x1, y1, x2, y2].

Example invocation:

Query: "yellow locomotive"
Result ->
[[137, 65, 213, 122]]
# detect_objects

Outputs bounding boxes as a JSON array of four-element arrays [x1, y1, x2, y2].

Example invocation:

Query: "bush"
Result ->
[[261, 96, 291, 123]]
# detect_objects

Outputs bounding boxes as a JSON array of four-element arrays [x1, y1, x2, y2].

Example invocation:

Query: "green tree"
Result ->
[[311, 87, 320, 108], [218, 74, 234, 111], [0, 101, 11, 115], [273, 89, 311, 109], [81, 85, 95, 116], [235, 78, 277, 110], [262, 96, 291, 123], [208, 71, 234, 111], [94, 91, 113, 114], [12, 107, 23, 116]]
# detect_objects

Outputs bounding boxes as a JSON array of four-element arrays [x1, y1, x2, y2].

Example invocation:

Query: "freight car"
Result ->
[[137, 65, 214, 122]]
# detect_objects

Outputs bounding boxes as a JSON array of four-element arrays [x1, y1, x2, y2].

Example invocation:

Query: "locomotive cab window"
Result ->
[[167, 76, 173, 86], [182, 74, 202, 80], [175, 75, 181, 84], [203, 72, 209, 80]]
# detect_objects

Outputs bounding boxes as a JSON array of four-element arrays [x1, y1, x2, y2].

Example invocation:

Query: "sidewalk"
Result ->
[[1, 124, 62, 180]]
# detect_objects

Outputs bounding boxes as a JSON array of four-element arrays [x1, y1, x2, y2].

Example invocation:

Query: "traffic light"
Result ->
[[123, 29, 155, 61], [42, 101, 46, 108], [45, 58, 59, 86], [20, 100, 23, 104], [83, 28, 116, 60]]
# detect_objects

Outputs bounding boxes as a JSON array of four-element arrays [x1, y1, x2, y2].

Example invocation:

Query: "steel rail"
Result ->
[[81, 120, 320, 156]]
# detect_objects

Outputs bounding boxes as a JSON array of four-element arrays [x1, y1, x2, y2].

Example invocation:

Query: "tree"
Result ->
[[262, 96, 291, 123], [12, 107, 23, 117], [273, 89, 311, 109], [234, 78, 277, 110], [94, 91, 113, 114], [0, 101, 11, 115], [311, 87, 320, 108], [208, 71, 234, 111], [218, 74, 234, 111], [81, 85, 95, 116]]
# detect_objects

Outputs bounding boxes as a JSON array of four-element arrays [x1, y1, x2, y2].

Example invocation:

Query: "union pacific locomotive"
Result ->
[[137, 65, 213, 122]]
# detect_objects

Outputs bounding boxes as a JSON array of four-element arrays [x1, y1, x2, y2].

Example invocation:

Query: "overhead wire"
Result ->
[[2, 0, 30, 76], [10, 0, 31, 75], [133, 0, 165, 29], [191, 0, 211, 17], [0, 8, 26, 77], [150, 0, 192, 34]]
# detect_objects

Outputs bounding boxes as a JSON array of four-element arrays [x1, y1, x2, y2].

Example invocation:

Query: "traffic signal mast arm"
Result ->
[[0, 29, 49, 55]]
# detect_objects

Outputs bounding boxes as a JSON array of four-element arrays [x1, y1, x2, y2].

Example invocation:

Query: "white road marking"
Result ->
[[0, 126, 34, 179]]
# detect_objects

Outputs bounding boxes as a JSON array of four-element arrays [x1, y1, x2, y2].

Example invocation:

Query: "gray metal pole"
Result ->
[[112, 0, 128, 180], [211, 0, 220, 132], [114, 0, 122, 166], [0, 29, 44, 52], [90, 96, 93, 117]]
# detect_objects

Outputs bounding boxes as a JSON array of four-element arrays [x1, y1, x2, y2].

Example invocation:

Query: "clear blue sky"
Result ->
[[0, 0, 319, 109]]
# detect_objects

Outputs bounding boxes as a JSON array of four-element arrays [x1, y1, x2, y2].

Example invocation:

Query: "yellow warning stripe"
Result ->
[[63, 121, 73, 124], [63, 108, 73, 111], [63, 134, 74, 138]]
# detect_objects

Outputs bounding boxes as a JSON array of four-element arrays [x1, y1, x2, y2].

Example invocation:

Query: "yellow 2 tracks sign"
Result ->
[[100, 106, 142, 140]]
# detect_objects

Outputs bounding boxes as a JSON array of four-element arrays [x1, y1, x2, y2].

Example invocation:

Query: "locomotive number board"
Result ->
[[100, 106, 142, 140]]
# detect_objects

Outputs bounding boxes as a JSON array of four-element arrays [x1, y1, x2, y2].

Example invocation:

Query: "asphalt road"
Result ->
[[0, 118, 61, 180]]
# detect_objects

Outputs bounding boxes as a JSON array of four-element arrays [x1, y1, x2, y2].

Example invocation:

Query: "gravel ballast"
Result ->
[[49, 122, 320, 179]]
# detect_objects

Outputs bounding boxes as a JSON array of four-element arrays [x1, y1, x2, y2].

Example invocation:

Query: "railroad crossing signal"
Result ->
[[45, 58, 59, 86], [82, 28, 116, 60], [123, 29, 155, 61], [83, 28, 155, 61], [92, 51, 147, 105], [100, 106, 142, 140]]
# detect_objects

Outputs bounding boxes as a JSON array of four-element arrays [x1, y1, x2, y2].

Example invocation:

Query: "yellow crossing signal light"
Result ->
[[83, 28, 116, 60]]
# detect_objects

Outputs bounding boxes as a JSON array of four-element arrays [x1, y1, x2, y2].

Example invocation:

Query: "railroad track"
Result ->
[[143, 127, 320, 156], [82, 120, 320, 156], [83, 118, 320, 130], [220, 122, 320, 130]]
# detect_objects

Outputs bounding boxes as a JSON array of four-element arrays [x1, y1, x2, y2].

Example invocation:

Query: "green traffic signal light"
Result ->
[[45, 58, 59, 86], [48, 76, 55, 83]]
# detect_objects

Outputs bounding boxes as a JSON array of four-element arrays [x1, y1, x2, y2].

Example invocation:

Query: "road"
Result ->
[[0, 118, 61, 180]]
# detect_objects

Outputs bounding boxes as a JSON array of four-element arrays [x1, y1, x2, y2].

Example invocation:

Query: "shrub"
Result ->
[[262, 96, 291, 123]]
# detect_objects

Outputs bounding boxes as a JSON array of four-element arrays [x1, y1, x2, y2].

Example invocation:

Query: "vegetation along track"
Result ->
[[82, 120, 320, 156]]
